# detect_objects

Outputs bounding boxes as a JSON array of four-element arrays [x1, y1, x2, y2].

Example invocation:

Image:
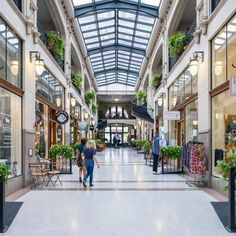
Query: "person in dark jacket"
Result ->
[[82, 140, 100, 188], [152, 135, 160, 174], [76, 138, 86, 183]]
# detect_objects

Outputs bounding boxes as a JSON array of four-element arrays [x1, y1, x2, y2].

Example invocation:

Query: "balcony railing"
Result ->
[[38, 23, 65, 71], [169, 20, 196, 72], [211, 0, 221, 12], [12, 0, 22, 11]]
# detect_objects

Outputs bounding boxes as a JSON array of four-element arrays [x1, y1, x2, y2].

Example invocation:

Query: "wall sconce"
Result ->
[[10, 59, 19, 76], [71, 97, 76, 107], [157, 96, 163, 107], [138, 120, 142, 126], [92, 120, 95, 125], [215, 112, 220, 120], [30, 51, 45, 76], [75, 106, 80, 117], [56, 97, 61, 107], [192, 120, 198, 126], [189, 51, 204, 76], [215, 60, 223, 76], [172, 96, 177, 107], [84, 112, 89, 120], [134, 125, 137, 129]]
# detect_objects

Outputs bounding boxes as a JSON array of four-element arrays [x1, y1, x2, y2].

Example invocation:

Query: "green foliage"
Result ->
[[136, 139, 145, 147], [85, 91, 95, 104], [160, 146, 182, 159], [217, 154, 236, 180], [0, 163, 9, 183], [151, 74, 162, 89], [95, 139, 102, 145], [168, 33, 190, 58], [49, 144, 73, 160], [46, 32, 65, 60], [132, 139, 138, 146], [135, 90, 147, 100], [92, 103, 98, 113], [143, 141, 152, 153], [101, 138, 108, 143], [72, 74, 83, 88]]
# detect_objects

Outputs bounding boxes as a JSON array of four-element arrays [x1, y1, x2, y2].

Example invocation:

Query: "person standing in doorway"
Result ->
[[152, 135, 160, 174], [76, 138, 86, 183], [83, 140, 100, 188]]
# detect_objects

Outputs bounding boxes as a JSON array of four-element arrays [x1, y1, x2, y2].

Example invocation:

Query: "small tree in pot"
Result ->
[[0, 163, 9, 232]]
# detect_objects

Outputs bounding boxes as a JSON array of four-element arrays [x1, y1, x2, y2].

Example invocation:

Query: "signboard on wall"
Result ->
[[163, 111, 180, 120], [56, 110, 69, 125], [230, 75, 236, 96]]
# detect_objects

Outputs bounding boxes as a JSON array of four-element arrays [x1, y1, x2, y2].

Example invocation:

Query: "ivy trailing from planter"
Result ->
[[135, 90, 147, 100], [72, 74, 83, 89], [168, 33, 190, 58], [84, 91, 95, 105], [46, 32, 65, 60], [151, 74, 162, 89], [92, 103, 98, 114], [0, 163, 9, 183]]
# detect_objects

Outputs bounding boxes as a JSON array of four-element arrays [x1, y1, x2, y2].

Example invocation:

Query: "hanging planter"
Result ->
[[135, 90, 147, 105], [0, 163, 9, 233], [46, 32, 65, 61], [72, 74, 83, 89], [92, 103, 98, 114], [84, 91, 95, 105], [168, 33, 190, 58], [151, 74, 162, 89]]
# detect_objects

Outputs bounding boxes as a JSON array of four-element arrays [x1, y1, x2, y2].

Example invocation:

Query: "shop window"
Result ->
[[0, 18, 22, 88], [212, 90, 236, 177], [169, 120, 177, 145], [212, 27, 227, 88], [185, 100, 198, 142], [0, 88, 22, 177]]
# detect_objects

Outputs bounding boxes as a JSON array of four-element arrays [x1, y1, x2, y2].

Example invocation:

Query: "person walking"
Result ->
[[76, 138, 86, 183], [152, 134, 160, 174], [82, 140, 100, 188]]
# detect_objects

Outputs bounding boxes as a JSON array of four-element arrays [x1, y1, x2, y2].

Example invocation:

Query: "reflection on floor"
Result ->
[[5, 148, 230, 236]]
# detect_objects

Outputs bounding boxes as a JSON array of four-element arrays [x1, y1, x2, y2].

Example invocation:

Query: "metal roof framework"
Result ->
[[74, 0, 159, 88]]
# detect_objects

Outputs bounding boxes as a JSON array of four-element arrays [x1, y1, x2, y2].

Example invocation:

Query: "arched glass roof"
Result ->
[[73, 0, 160, 88]]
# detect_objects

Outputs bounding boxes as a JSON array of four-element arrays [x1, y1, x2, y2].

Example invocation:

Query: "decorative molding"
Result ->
[[32, 29, 40, 44], [193, 28, 202, 44], [25, 19, 34, 35], [200, 18, 208, 35]]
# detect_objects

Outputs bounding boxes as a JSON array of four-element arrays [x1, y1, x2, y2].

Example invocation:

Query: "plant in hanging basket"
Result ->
[[151, 74, 162, 89], [168, 33, 190, 58], [92, 103, 98, 114], [135, 90, 147, 100], [46, 32, 65, 60], [72, 74, 83, 88], [85, 91, 95, 104], [0, 163, 9, 183]]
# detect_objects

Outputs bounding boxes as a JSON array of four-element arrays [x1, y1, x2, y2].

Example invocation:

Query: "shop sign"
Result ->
[[163, 111, 180, 120], [56, 110, 69, 125], [230, 75, 236, 96], [78, 122, 87, 131]]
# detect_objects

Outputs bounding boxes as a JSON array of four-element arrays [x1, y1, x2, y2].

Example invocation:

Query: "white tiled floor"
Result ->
[[4, 148, 233, 236]]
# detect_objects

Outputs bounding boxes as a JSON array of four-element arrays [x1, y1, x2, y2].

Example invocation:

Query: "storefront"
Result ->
[[168, 66, 198, 146], [211, 14, 236, 177], [0, 17, 22, 177], [35, 69, 65, 158], [70, 98, 81, 144]]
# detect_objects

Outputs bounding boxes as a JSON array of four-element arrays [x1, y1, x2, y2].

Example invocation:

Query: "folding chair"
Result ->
[[29, 163, 48, 188]]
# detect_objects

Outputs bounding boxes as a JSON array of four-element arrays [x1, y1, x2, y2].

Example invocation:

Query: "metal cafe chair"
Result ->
[[28, 163, 48, 189]]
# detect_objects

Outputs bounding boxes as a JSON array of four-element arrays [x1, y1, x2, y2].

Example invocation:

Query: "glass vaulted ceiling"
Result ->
[[73, 0, 160, 89]]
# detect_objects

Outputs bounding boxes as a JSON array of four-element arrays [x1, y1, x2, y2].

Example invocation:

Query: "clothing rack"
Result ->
[[182, 141, 206, 187]]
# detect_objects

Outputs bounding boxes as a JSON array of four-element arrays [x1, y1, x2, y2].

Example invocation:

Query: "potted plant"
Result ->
[[46, 32, 65, 61], [151, 74, 162, 89], [135, 90, 147, 105], [72, 74, 83, 89], [160, 146, 182, 159], [59, 144, 73, 160], [49, 144, 60, 161], [0, 163, 9, 233], [84, 91, 95, 105], [92, 103, 98, 114], [143, 141, 152, 154], [168, 33, 189, 58]]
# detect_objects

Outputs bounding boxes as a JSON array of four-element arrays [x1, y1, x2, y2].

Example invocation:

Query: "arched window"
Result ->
[[105, 106, 129, 119]]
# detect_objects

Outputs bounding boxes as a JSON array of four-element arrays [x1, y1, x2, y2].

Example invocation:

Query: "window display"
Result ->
[[0, 88, 22, 177], [212, 90, 236, 177]]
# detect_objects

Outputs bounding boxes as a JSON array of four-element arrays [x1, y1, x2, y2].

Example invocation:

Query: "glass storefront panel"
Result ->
[[212, 27, 227, 88], [0, 18, 22, 88], [169, 120, 177, 145], [212, 90, 236, 177], [0, 88, 22, 177], [185, 100, 198, 142]]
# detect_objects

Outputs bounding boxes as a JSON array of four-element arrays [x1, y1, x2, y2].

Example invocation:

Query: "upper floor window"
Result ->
[[211, 0, 221, 13], [0, 18, 22, 88], [212, 14, 236, 89], [12, 0, 22, 12]]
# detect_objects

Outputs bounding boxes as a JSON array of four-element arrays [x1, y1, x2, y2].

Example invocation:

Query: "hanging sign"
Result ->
[[230, 75, 236, 96], [78, 122, 87, 131], [163, 111, 180, 120], [56, 110, 69, 125]]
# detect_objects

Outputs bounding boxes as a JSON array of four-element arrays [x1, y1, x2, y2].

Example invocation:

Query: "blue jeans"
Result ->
[[83, 159, 94, 184]]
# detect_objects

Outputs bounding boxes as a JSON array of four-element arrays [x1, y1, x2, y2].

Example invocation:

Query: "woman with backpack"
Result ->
[[76, 138, 87, 183], [82, 140, 100, 188]]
